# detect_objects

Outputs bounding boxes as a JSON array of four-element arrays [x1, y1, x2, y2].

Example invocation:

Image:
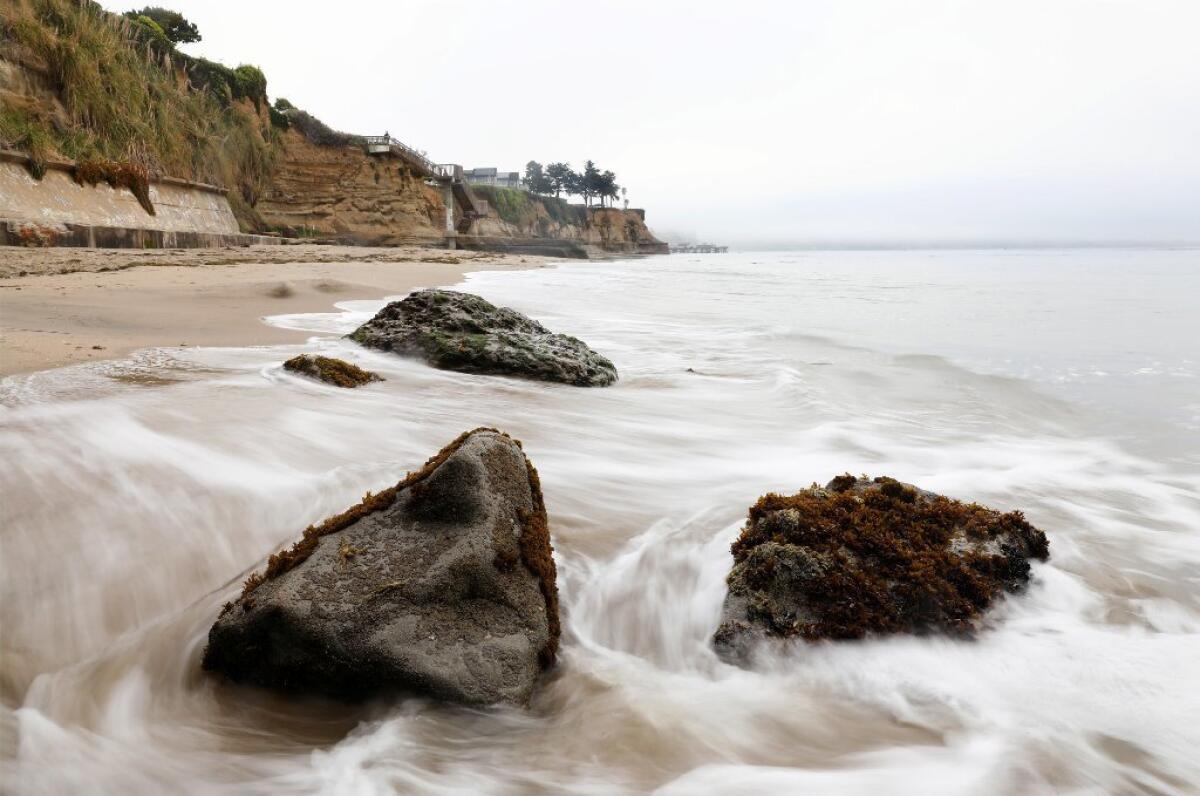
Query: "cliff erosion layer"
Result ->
[[466, 185, 667, 255], [256, 127, 444, 244]]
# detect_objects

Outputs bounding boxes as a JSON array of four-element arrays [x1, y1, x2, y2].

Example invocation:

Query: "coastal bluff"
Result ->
[[0, 3, 668, 255]]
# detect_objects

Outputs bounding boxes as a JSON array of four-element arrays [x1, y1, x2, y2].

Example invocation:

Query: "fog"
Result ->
[[110, 0, 1199, 246]]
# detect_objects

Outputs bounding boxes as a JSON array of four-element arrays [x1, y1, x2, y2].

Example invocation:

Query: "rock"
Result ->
[[202, 428, 560, 706], [713, 476, 1050, 661], [282, 354, 382, 388], [348, 289, 617, 386]]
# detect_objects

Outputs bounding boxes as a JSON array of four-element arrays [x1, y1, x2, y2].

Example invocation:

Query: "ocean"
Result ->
[[2, 248, 1198, 794]]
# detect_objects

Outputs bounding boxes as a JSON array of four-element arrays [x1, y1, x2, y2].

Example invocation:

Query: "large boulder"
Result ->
[[203, 428, 560, 706], [713, 476, 1050, 662], [348, 289, 617, 386]]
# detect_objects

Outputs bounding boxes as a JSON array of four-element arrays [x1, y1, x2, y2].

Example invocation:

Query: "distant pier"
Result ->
[[670, 243, 728, 253]]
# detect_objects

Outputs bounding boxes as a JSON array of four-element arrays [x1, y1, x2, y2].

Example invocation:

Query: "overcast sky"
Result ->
[[110, 0, 1199, 245]]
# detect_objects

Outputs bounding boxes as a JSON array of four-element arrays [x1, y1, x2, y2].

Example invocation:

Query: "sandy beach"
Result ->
[[0, 245, 558, 377]]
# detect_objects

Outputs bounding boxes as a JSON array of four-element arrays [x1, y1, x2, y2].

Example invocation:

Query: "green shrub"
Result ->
[[468, 184, 585, 229], [268, 106, 290, 130]]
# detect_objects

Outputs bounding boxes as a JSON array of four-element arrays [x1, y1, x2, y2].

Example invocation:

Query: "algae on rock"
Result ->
[[349, 289, 618, 387], [282, 354, 382, 388], [714, 475, 1050, 661]]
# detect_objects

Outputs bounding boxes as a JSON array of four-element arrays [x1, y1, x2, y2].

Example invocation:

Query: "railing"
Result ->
[[363, 135, 443, 179], [362, 137, 477, 192]]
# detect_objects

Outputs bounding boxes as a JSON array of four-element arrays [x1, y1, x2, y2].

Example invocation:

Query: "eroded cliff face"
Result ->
[[256, 129, 444, 244], [579, 208, 667, 254], [468, 197, 666, 255]]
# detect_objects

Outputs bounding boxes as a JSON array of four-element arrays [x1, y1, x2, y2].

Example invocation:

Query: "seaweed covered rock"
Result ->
[[283, 354, 382, 388], [713, 476, 1049, 661], [348, 289, 617, 386], [203, 428, 560, 706]]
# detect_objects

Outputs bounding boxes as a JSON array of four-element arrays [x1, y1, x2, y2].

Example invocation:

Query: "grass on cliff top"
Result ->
[[468, 184, 584, 229], [0, 0, 278, 228]]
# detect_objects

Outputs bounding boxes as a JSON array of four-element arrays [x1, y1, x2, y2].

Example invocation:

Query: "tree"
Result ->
[[579, 160, 602, 207], [124, 7, 201, 44], [523, 160, 553, 195], [596, 170, 619, 207], [545, 162, 575, 198]]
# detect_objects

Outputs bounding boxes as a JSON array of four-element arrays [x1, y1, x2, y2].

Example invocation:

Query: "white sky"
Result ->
[[109, 0, 1199, 245]]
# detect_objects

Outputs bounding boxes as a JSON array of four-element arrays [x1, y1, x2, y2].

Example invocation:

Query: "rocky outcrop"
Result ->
[[714, 476, 1050, 661], [282, 354, 382, 388], [466, 193, 668, 255], [256, 128, 444, 244], [203, 428, 560, 706], [579, 208, 668, 254], [349, 289, 618, 387]]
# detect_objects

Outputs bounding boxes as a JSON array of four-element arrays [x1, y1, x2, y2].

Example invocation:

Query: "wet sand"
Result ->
[[0, 245, 555, 376]]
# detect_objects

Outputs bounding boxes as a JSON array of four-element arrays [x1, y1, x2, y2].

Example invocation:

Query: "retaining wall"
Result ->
[[0, 152, 263, 247]]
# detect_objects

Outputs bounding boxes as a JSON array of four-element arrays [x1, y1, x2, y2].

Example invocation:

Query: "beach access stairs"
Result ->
[[363, 136, 488, 246]]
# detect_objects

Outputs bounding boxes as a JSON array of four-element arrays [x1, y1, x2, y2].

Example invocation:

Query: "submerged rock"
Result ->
[[283, 354, 382, 388], [348, 289, 617, 386], [203, 428, 560, 706], [713, 476, 1049, 661]]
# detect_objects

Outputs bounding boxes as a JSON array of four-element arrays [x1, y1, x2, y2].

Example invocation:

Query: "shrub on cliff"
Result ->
[[285, 109, 361, 147], [469, 184, 584, 229], [123, 6, 201, 44]]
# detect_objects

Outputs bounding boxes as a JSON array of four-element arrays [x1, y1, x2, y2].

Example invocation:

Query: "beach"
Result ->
[[0, 245, 556, 377], [2, 248, 1198, 793]]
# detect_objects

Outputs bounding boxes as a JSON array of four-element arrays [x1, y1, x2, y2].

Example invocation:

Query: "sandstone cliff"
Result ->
[[466, 185, 667, 255], [0, 1, 667, 254], [256, 127, 444, 244]]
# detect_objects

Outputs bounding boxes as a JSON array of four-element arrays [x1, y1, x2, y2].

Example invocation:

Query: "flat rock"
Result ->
[[202, 428, 560, 706], [348, 289, 617, 386], [714, 476, 1050, 662], [282, 354, 382, 388]]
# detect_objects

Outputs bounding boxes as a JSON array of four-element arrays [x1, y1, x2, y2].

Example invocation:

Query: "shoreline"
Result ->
[[0, 245, 560, 378]]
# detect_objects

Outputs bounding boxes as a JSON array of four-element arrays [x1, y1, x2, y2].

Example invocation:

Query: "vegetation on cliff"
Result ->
[[469, 184, 584, 229], [0, 0, 278, 228]]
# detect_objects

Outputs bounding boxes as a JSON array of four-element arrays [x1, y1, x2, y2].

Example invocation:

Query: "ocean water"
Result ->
[[1, 248, 1198, 794]]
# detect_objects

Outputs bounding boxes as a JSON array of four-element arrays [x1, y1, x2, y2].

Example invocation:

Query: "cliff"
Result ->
[[0, 0, 279, 231], [466, 185, 667, 255], [0, 1, 667, 255], [256, 125, 444, 244]]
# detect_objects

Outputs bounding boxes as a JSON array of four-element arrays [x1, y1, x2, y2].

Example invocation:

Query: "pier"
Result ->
[[670, 243, 728, 253]]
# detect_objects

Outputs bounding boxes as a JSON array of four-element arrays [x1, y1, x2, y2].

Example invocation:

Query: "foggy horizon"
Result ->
[[104, 0, 1200, 247]]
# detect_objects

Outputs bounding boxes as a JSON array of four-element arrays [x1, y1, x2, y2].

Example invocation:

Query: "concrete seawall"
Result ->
[[0, 152, 279, 248]]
